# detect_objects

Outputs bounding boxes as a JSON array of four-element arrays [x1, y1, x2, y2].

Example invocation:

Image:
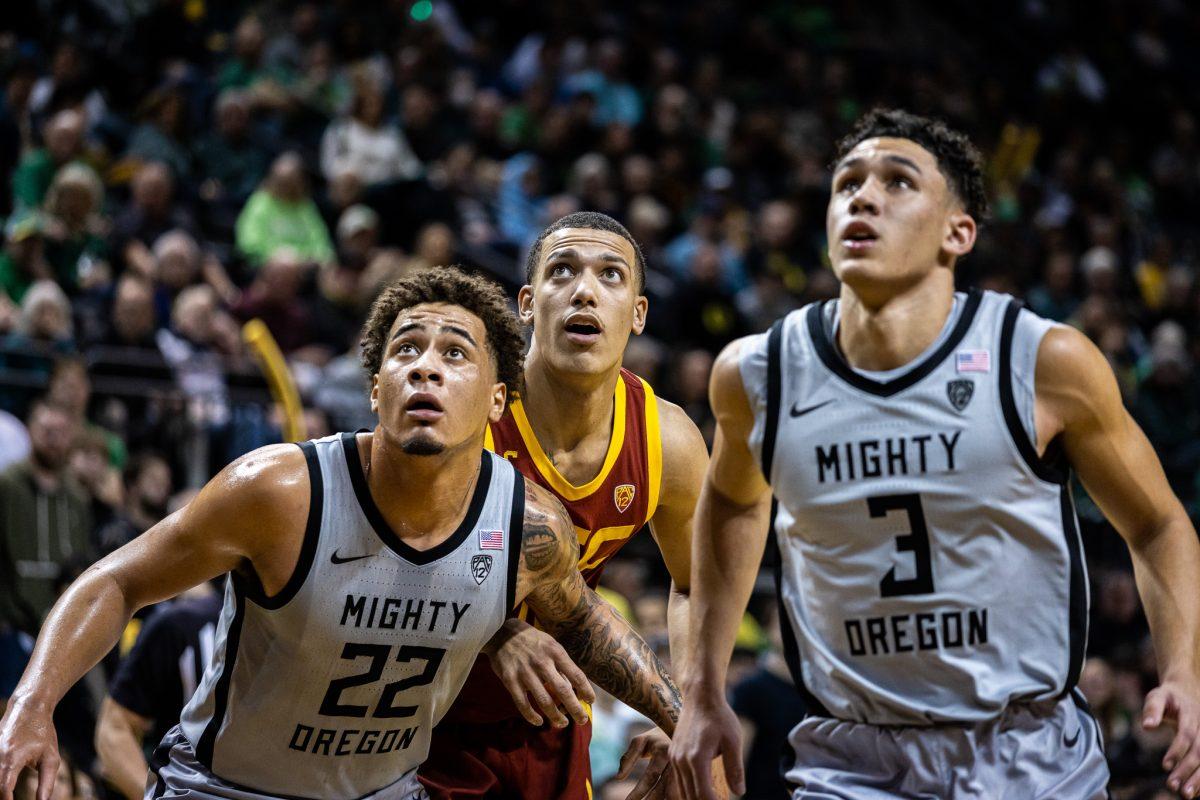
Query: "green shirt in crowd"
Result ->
[[235, 188, 334, 266]]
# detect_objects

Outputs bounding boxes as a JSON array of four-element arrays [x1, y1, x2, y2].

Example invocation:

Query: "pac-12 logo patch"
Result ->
[[471, 554, 493, 585], [947, 379, 974, 412], [614, 484, 636, 513]]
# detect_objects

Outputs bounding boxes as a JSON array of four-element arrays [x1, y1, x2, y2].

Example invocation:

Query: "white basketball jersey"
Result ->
[[179, 433, 523, 799], [741, 290, 1088, 725]]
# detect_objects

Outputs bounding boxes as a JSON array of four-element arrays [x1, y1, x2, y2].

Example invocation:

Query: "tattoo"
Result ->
[[522, 481, 578, 574], [522, 523, 559, 572]]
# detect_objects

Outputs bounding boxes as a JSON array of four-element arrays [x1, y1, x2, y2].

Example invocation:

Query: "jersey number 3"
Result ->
[[872, 493, 935, 597], [320, 643, 446, 718]]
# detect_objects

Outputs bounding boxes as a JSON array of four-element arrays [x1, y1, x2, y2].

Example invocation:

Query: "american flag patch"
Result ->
[[478, 529, 504, 550], [955, 350, 991, 373]]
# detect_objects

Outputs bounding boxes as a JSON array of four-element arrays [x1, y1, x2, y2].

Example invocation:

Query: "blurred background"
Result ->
[[0, 1, 1197, 798]]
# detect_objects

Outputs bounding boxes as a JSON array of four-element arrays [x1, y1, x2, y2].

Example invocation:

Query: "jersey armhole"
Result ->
[[998, 299, 1068, 485], [640, 377, 663, 518], [239, 441, 324, 609], [506, 473, 526, 612], [761, 318, 785, 481]]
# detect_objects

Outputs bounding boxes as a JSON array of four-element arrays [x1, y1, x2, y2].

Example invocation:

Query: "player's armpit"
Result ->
[[516, 480, 683, 734], [705, 338, 770, 508]]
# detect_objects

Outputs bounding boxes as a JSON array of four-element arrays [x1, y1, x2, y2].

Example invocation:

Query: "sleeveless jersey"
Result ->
[[178, 433, 524, 799], [740, 289, 1087, 726], [441, 367, 663, 723]]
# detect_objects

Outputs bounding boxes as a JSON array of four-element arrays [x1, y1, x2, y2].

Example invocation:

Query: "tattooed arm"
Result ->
[[514, 478, 682, 734]]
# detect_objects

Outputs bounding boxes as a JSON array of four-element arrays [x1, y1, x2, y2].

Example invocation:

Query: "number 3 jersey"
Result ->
[[741, 289, 1087, 726], [178, 433, 523, 799]]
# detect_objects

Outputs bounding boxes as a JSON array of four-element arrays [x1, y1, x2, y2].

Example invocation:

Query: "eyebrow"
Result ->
[[391, 321, 478, 348], [835, 154, 924, 174], [545, 247, 630, 267]]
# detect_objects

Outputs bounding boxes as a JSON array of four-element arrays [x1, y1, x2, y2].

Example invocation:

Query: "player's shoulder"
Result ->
[[654, 396, 707, 465], [518, 475, 576, 575], [187, 442, 312, 535], [521, 476, 572, 532]]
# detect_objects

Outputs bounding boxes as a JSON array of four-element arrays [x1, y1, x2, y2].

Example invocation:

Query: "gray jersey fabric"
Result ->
[[740, 290, 1089, 725], [169, 433, 522, 800]]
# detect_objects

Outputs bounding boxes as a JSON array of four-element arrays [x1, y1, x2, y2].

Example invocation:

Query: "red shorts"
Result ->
[[419, 717, 593, 800]]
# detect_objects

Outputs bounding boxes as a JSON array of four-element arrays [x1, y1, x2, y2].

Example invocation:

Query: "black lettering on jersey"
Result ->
[[861, 441, 882, 478], [342, 595, 366, 627], [287, 723, 419, 757], [816, 445, 841, 483], [842, 608, 990, 658], [380, 598, 401, 629], [403, 599, 425, 630], [313, 728, 336, 755], [335, 729, 358, 756], [886, 438, 908, 476], [450, 602, 471, 634], [912, 435, 931, 472], [938, 431, 961, 471], [356, 730, 379, 754], [427, 600, 445, 631], [366, 596, 380, 627], [289, 724, 313, 752]]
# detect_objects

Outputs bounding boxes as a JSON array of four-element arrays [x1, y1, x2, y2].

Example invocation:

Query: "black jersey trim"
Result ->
[[1060, 484, 1088, 696], [194, 578, 246, 769], [806, 288, 984, 397], [340, 432, 493, 565], [506, 470, 526, 612], [998, 299, 1069, 484], [242, 441, 324, 609], [761, 318, 785, 480], [147, 727, 176, 799], [769, 499, 832, 718]]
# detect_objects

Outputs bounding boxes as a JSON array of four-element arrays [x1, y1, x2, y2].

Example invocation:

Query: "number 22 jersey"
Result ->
[[741, 290, 1088, 725], [177, 433, 523, 799]]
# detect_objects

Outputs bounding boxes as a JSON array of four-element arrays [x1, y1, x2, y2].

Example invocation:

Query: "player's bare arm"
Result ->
[[1036, 325, 1200, 798], [670, 337, 770, 800], [95, 698, 153, 800], [515, 478, 683, 735], [0, 444, 310, 800]]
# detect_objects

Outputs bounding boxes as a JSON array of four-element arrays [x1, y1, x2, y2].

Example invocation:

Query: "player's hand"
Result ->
[[669, 689, 744, 800], [1143, 678, 1200, 798], [0, 698, 60, 800], [483, 617, 595, 728], [617, 728, 677, 800]]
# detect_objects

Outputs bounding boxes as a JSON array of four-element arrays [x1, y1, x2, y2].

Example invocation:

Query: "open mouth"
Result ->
[[405, 394, 444, 420], [564, 317, 603, 344], [841, 221, 879, 251]]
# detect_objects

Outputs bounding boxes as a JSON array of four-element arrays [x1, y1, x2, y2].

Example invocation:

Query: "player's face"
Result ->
[[370, 303, 505, 456], [518, 228, 647, 376], [826, 137, 976, 301]]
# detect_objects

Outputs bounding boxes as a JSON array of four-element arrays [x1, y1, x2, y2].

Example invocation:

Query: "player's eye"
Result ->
[[395, 342, 418, 356], [446, 346, 466, 359], [550, 263, 572, 278], [890, 175, 914, 189], [838, 178, 861, 193], [602, 267, 622, 282]]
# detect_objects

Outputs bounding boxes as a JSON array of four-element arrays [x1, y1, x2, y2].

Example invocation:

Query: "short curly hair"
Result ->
[[834, 108, 990, 224], [359, 267, 525, 407], [525, 211, 646, 293]]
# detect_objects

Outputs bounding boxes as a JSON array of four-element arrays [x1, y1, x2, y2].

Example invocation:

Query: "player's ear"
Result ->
[[943, 209, 976, 258], [517, 284, 534, 325], [489, 381, 506, 423], [369, 374, 380, 414], [631, 294, 648, 335]]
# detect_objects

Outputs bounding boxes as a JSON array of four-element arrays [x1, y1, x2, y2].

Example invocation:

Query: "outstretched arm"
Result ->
[[516, 479, 682, 735], [1037, 326, 1200, 798], [0, 444, 309, 800], [670, 337, 771, 800]]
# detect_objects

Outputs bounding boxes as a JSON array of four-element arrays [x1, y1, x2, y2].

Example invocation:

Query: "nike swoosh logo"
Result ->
[[790, 399, 835, 418], [1063, 727, 1080, 748], [331, 551, 373, 565]]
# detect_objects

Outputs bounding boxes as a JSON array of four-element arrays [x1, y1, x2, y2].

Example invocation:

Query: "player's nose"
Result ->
[[848, 177, 883, 215], [569, 271, 599, 306], [407, 350, 443, 383]]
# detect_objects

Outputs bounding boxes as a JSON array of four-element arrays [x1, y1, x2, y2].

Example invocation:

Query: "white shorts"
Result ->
[[785, 691, 1110, 799]]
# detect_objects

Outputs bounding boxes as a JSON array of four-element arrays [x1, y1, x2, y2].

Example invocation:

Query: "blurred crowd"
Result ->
[[1, 1, 1199, 797]]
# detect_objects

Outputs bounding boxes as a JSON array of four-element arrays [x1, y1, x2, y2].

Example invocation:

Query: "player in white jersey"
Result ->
[[0, 268, 683, 800], [672, 109, 1200, 799]]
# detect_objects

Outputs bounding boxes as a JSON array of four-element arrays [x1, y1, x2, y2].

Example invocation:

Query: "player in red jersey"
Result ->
[[419, 212, 712, 799]]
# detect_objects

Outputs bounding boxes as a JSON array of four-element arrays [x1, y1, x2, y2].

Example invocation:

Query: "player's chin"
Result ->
[[400, 431, 446, 456]]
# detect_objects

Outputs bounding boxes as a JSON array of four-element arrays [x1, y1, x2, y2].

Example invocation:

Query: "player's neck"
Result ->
[[521, 349, 621, 453], [837, 272, 955, 372], [359, 429, 483, 540]]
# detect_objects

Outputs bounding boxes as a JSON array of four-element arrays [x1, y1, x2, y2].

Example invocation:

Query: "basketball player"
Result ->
[[420, 212, 710, 799], [671, 109, 1200, 800], [0, 268, 683, 800]]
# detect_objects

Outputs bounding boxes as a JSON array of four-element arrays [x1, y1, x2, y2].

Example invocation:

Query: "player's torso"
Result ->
[[746, 290, 1087, 725], [487, 367, 662, 588], [180, 433, 520, 799]]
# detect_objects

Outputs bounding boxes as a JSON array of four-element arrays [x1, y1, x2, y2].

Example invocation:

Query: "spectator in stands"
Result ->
[[320, 74, 422, 187], [217, 14, 294, 113], [0, 399, 92, 633], [26, 41, 108, 138], [235, 151, 333, 266], [110, 162, 196, 281], [194, 90, 271, 236], [231, 248, 326, 359], [68, 428, 124, 540], [96, 275, 158, 350], [41, 163, 108, 293], [7, 280, 75, 356], [0, 214, 52, 314], [10, 110, 85, 213], [151, 229, 237, 309], [96, 584, 220, 800], [91, 452, 172, 554], [124, 80, 193, 183]]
